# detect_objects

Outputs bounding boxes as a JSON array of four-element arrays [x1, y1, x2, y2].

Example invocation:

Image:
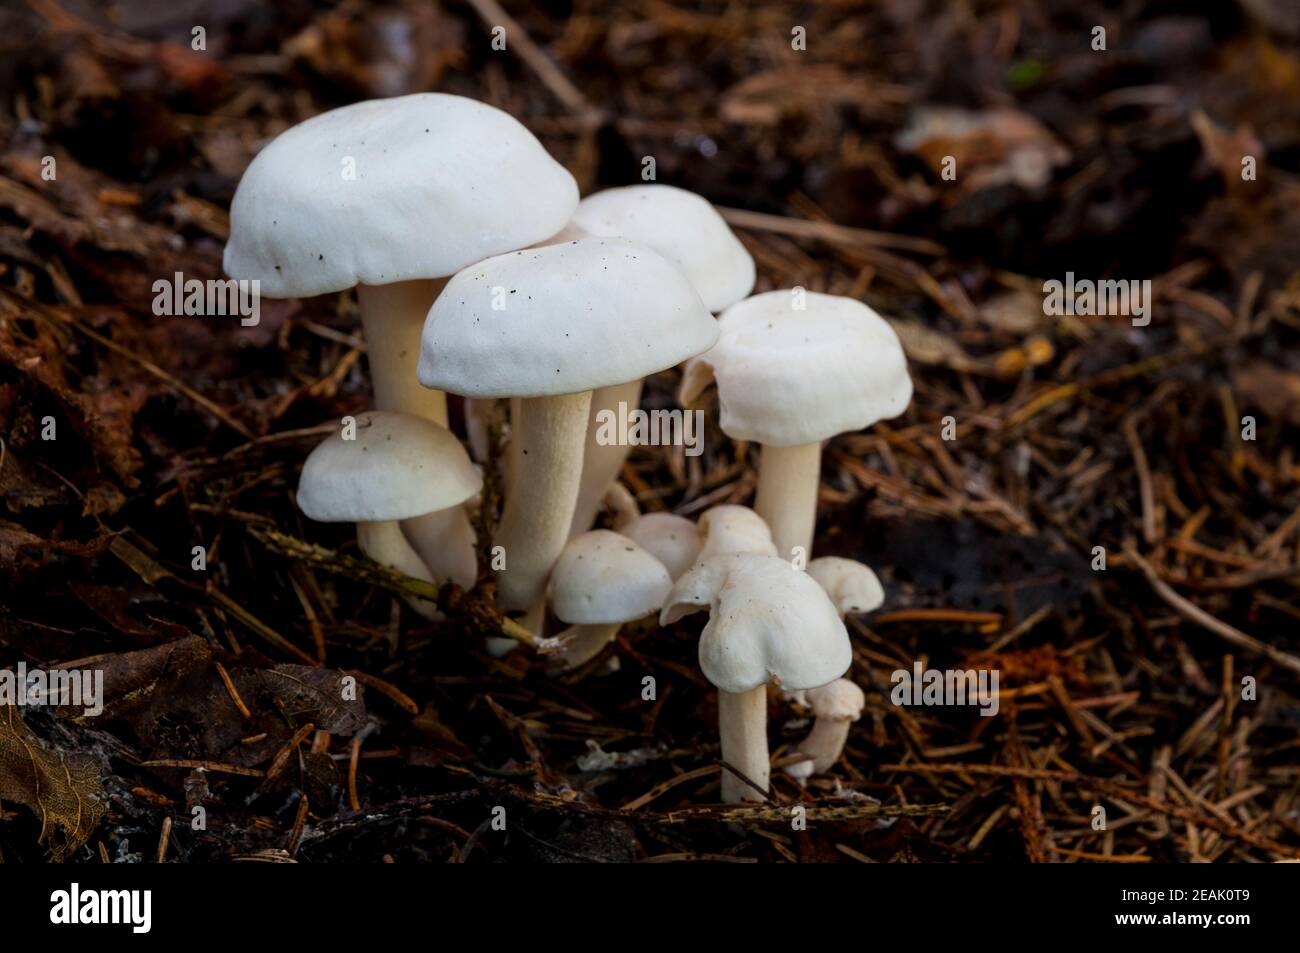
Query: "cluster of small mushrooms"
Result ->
[[224, 93, 912, 803]]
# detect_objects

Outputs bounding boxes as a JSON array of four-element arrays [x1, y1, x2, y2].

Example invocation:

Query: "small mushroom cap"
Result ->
[[571, 185, 756, 312], [224, 93, 578, 298], [806, 678, 866, 721], [297, 411, 480, 523], [659, 554, 851, 694], [620, 513, 702, 581], [807, 557, 885, 617], [548, 530, 673, 625], [418, 238, 717, 398], [696, 505, 778, 560], [681, 290, 912, 446]]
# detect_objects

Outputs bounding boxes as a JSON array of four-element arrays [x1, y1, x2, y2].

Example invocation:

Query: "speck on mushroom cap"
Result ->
[[696, 504, 778, 560], [418, 238, 718, 398], [680, 290, 912, 446], [806, 678, 866, 720], [621, 513, 702, 581], [223, 93, 578, 298], [807, 557, 885, 617], [659, 554, 850, 694], [297, 411, 481, 523], [547, 529, 673, 625], [570, 185, 756, 313]]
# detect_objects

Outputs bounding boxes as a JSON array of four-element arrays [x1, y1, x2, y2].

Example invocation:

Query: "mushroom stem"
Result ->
[[495, 391, 592, 612], [754, 441, 821, 563], [796, 716, 853, 774], [463, 397, 496, 462], [717, 685, 769, 802], [357, 280, 448, 427], [356, 520, 440, 620], [402, 505, 478, 589], [550, 622, 621, 671], [358, 279, 479, 589], [568, 379, 643, 538]]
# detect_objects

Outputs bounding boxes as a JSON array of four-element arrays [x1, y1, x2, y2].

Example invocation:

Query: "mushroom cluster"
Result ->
[[223, 92, 911, 805]]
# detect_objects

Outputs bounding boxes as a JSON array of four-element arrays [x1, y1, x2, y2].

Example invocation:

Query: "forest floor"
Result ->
[[1, 0, 1299, 862]]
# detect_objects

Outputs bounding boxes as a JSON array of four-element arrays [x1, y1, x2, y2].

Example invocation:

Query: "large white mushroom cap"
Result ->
[[570, 185, 755, 313], [297, 411, 481, 523], [620, 513, 701, 581], [223, 93, 579, 297], [418, 238, 718, 398], [548, 530, 673, 625], [807, 557, 885, 617], [681, 290, 912, 446], [660, 554, 851, 694]]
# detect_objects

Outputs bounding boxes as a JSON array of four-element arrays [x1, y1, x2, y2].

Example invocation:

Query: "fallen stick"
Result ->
[[1124, 543, 1300, 678]]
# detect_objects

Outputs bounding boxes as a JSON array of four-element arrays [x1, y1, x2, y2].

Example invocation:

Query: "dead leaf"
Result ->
[[255, 666, 367, 736], [895, 106, 1069, 195], [0, 706, 106, 860]]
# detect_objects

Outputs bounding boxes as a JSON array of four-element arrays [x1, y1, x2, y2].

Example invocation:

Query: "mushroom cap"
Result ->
[[548, 529, 674, 625], [418, 238, 718, 398], [223, 93, 578, 298], [297, 411, 481, 523], [807, 557, 885, 617], [620, 513, 702, 581], [681, 290, 912, 446], [806, 678, 866, 721], [659, 554, 851, 694], [570, 185, 755, 312], [696, 505, 778, 560]]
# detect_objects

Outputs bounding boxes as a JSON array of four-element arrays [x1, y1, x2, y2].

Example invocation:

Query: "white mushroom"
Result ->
[[547, 530, 672, 671], [659, 554, 850, 802], [681, 291, 912, 562], [806, 557, 885, 617], [224, 93, 578, 590], [565, 186, 755, 538], [419, 238, 717, 619], [618, 513, 702, 581], [783, 558, 882, 710], [296, 412, 481, 619], [695, 504, 778, 561], [788, 679, 867, 775]]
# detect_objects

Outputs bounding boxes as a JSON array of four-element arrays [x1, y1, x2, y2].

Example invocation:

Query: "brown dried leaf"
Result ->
[[895, 106, 1069, 195], [0, 706, 106, 860], [0, 518, 49, 575], [255, 666, 367, 736]]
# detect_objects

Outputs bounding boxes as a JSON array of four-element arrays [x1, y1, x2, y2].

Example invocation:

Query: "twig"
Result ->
[[462, 0, 602, 125], [1123, 544, 1300, 677], [717, 206, 945, 256], [213, 660, 253, 719], [154, 816, 172, 863], [247, 526, 540, 649], [206, 582, 318, 665]]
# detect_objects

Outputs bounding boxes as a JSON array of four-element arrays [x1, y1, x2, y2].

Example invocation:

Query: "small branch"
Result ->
[[1124, 543, 1300, 678], [717, 206, 945, 257], [463, 0, 602, 126], [247, 526, 541, 650]]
